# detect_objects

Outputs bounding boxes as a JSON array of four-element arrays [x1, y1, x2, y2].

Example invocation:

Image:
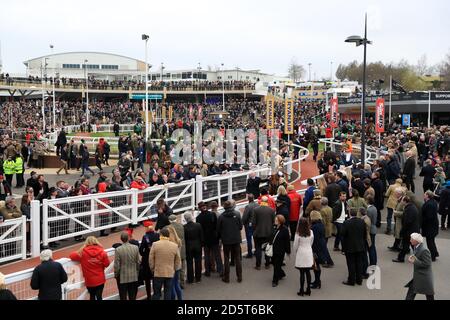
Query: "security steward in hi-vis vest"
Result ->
[[3, 157, 16, 188], [14, 156, 25, 188]]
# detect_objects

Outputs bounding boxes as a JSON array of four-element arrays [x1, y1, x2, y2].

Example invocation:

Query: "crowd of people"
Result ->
[[0, 73, 255, 92], [0, 88, 449, 300]]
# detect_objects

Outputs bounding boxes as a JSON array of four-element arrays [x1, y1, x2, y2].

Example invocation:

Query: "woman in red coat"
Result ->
[[69, 236, 110, 300], [287, 185, 302, 240]]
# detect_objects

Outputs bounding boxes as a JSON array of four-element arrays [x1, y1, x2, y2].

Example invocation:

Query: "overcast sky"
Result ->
[[1, 0, 449, 78]]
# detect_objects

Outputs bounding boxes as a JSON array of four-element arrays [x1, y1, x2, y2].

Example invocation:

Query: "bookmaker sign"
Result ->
[[375, 98, 385, 133], [284, 99, 294, 134], [330, 98, 338, 128]]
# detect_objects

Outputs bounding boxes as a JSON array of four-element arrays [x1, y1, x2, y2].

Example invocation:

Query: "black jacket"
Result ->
[[196, 210, 219, 246], [26, 177, 40, 197], [30, 260, 68, 300], [139, 231, 160, 277], [325, 183, 342, 206], [184, 221, 204, 251], [439, 187, 450, 216], [371, 178, 384, 210], [352, 178, 366, 198], [419, 165, 436, 188], [311, 221, 328, 264], [332, 200, 348, 222], [217, 208, 243, 245], [271, 225, 291, 256], [246, 177, 261, 198], [60, 148, 69, 161], [341, 217, 367, 253], [0, 289, 17, 300], [56, 131, 67, 147], [403, 157, 415, 179], [385, 159, 401, 182], [421, 199, 439, 238], [401, 202, 420, 239], [155, 213, 170, 231]]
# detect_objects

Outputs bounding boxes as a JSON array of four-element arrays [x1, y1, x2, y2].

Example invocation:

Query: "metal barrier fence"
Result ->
[[4, 247, 147, 300], [194, 144, 309, 206], [5, 185, 309, 300], [42, 179, 195, 246], [300, 138, 379, 186], [0, 217, 27, 264]]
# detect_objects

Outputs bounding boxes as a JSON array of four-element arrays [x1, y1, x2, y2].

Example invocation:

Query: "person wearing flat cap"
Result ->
[[405, 233, 434, 300]]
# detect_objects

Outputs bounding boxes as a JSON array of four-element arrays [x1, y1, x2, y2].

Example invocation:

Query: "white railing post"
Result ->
[[190, 179, 196, 210], [195, 175, 203, 205], [90, 198, 95, 229], [42, 199, 49, 247], [227, 175, 233, 201], [30, 200, 41, 258], [131, 188, 138, 225], [21, 216, 27, 260]]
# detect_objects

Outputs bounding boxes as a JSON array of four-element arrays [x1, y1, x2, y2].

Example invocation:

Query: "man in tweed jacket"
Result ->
[[114, 232, 140, 300]]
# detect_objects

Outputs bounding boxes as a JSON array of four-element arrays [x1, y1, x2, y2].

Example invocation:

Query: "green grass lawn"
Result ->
[[67, 131, 132, 138]]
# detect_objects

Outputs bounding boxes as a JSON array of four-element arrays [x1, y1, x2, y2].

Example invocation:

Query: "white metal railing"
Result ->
[[4, 247, 147, 300], [5, 186, 309, 301], [42, 179, 195, 246], [0, 217, 27, 264], [194, 144, 309, 206], [300, 138, 378, 186]]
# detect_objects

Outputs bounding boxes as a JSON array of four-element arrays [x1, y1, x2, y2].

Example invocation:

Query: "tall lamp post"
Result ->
[[308, 63, 312, 82], [345, 13, 372, 165], [41, 58, 48, 132], [160, 62, 164, 81], [221, 63, 225, 111], [50, 44, 56, 129], [142, 34, 150, 141], [84, 59, 89, 126]]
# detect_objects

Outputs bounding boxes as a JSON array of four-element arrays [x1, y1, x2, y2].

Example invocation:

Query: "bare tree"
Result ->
[[415, 54, 430, 76], [288, 58, 305, 82]]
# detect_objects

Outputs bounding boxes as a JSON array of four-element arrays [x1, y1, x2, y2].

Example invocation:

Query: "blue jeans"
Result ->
[[386, 208, 393, 232], [81, 162, 95, 176], [152, 277, 173, 300], [368, 234, 377, 266], [333, 222, 343, 250], [244, 225, 253, 256], [171, 270, 183, 300]]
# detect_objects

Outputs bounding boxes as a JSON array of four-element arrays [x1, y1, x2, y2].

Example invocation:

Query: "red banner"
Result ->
[[189, 104, 193, 120], [330, 98, 338, 128], [197, 105, 202, 121], [375, 98, 385, 133]]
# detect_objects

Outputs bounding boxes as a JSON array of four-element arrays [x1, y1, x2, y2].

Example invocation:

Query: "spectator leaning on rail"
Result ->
[[69, 236, 110, 301], [30, 250, 68, 300], [0, 196, 22, 220]]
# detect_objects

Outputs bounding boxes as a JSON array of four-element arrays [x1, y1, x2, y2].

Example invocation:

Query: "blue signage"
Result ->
[[131, 94, 163, 100], [402, 114, 411, 127]]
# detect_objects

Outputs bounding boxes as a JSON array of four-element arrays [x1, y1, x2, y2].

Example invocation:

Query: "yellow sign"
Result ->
[[284, 99, 294, 134], [168, 106, 173, 121], [266, 96, 275, 129]]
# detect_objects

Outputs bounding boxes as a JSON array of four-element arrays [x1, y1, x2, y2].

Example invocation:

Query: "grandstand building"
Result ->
[[24, 52, 146, 80]]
